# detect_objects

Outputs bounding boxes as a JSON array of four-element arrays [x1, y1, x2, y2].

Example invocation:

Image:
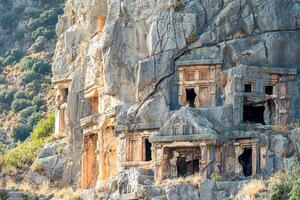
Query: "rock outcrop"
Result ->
[[52, 0, 300, 197]]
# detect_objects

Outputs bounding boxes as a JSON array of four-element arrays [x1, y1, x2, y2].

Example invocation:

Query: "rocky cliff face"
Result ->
[[53, 0, 300, 186]]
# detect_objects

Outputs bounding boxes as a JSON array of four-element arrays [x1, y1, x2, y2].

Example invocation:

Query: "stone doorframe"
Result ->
[[234, 138, 259, 177], [153, 141, 218, 182]]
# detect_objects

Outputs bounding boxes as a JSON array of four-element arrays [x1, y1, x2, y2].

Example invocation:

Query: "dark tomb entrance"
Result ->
[[186, 88, 197, 107], [145, 139, 152, 161], [243, 99, 265, 124], [177, 157, 187, 177], [238, 148, 252, 177], [186, 159, 199, 176], [176, 157, 199, 177]]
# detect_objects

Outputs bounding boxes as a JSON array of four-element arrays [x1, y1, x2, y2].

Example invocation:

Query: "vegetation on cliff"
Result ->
[[0, 0, 64, 143]]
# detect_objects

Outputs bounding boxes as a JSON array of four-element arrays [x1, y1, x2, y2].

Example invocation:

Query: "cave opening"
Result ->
[[186, 88, 197, 108], [243, 103, 266, 125], [176, 157, 199, 177], [145, 139, 152, 161], [238, 148, 252, 177]]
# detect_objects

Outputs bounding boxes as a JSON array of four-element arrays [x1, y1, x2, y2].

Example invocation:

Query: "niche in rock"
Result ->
[[238, 148, 252, 177]]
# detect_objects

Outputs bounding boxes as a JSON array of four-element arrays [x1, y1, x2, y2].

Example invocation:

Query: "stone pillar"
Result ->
[[200, 143, 208, 177], [252, 140, 259, 176], [154, 145, 163, 182], [215, 145, 223, 175], [234, 142, 243, 176], [260, 145, 268, 173]]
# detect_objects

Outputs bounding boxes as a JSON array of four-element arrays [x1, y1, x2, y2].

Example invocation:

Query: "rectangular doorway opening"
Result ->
[[185, 88, 197, 108], [145, 139, 152, 161], [238, 147, 252, 177]]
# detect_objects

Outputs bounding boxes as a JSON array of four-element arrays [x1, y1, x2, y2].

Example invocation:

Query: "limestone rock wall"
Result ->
[[53, 0, 300, 184]]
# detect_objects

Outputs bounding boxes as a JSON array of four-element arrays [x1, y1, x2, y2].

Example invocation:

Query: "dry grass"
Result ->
[[2, 177, 79, 200], [236, 180, 266, 200], [158, 173, 203, 187]]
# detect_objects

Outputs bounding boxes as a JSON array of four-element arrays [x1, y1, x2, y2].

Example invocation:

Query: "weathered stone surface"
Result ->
[[52, 0, 300, 192]]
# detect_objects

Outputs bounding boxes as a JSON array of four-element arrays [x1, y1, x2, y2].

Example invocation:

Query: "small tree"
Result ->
[[12, 123, 31, 141], [11, 99, 32, 113]]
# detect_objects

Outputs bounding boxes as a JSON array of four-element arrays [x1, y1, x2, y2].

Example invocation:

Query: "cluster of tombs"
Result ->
[[54, 59, 297, 189]]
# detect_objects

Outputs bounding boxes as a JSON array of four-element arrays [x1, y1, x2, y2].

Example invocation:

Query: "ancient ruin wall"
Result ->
[[52, 0, 300, 184]]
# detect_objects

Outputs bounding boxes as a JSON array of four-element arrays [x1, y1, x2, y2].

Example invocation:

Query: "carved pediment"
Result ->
[[150, 107, 220, 143]]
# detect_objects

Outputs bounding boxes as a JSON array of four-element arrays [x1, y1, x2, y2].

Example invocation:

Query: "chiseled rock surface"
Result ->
[[30, 139, 68, 183], [53, 0, 300, 185]]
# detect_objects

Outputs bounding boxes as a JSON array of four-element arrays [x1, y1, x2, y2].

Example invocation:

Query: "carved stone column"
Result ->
[[200, 143, 208, 177], [234, 142, 243, 176], [154, 145, 163, 182], [252, 140, 259, 176]]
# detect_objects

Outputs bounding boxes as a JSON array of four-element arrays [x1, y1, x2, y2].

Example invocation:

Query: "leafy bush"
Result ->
[[1, 114, 55, 170], [20, 70, 39, 85], [32, 27, 55, 40], [11, 99, 32, 113], [0, 12, 15, 29], [25, 81, 40, 94], [19, 106, 36, 119], [14, 91, 32, 100], [0, 75, 6, 84], [2, 48, 23, 66], [22, 7, 41, 18], [0, 89, 17, 110], [12, 29, 25, 41], [28, 112, 43, 128], [12, 123, 32, 141], [39, 9, 59, 26], [32, 59, 51, 75], [32, 95, 46, 109], [269, 163, 300, 200], [31, 112, 54, 140]]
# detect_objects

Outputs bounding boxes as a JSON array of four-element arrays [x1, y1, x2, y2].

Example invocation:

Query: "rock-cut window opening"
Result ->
[[265, 85, 274, 95], [244, 84, 252, 93], [186, 88, 197, 108]]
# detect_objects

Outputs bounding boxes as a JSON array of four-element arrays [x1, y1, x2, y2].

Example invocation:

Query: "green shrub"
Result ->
[[1, 114, 55, 170], [31, 27, 55, 40], [32, 59, 51, 75], [39, 9, 59, 26], [19, 106, 36, 119], [12, 29, 25, 41], [11, 99, 32, 113], [31, 112, 54, 140], [19, 57, 35, 71], [270, 163, 300, 200], [0, 89, 17, 110], [2, 56, 16, 66], [20, 70, 39, 85], [22, 7, 41, 18], [25, 81, 40, 94], [2, 48, 23, 66], [14, 91, 32, 100], [28, 112, 43, 128], [0, 12, 15, 29], [1, 138, 45, 169], [0, 75, 6, 84], [12, 123, 32, 142], [32, 95, 46, 109]]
